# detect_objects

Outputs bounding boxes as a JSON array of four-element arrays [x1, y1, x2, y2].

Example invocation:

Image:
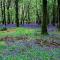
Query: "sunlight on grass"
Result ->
[[0, 41, 6, 46], [0, 27, 37, 38], [0, 41, 6, 52]]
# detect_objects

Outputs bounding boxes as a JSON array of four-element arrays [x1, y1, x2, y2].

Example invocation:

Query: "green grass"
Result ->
[[1, 46, 60, 60], [0, 27, 42, 41], [0, 41, 6, 50], [1, 27, 59, 38], [0, 27, 60, 60], [0, 27, 38, 38]]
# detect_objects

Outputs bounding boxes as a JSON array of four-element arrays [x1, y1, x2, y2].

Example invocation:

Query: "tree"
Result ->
[[26, 0, 31, 24], [3, 0, 6, 25], [7, 0, 11, 24], [58, 0, 60, 30], [52, 0, 56, 26], [21, 0, 25, 24], [41, 0, 48, 35], [0, 1, 4, 24], [15, 0, 19, 27], [36, 0, 41, 25]]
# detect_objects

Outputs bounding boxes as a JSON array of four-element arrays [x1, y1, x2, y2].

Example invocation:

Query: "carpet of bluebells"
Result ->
[[0, 24, 60, 60]]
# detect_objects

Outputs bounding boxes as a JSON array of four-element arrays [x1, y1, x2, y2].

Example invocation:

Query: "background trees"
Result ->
[[0, 0, 59, 34], [0, 0, 53, 24]]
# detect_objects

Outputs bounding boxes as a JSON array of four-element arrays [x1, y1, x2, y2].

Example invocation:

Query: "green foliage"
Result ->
[[0, 0, 57, 23], [0, 27, 7, 31]]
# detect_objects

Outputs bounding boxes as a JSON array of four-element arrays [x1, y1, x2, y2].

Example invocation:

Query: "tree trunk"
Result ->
[[41, 0, 48, 35], [58, 0, 60, 30], [15, 0, 19, 27], [3, 0, 6, 25], [7, 0, 11, 24], [1, 1, 4, 24], [21, 5, 24, 24], [52, 0, 56, 26], [36, 0, 41, 25]]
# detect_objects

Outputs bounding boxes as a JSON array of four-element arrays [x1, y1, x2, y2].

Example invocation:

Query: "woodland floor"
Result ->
[[0, 24, 60, 60]]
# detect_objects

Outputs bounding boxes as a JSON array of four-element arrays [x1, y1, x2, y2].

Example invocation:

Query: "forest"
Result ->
[[0, 0, 60, 60]]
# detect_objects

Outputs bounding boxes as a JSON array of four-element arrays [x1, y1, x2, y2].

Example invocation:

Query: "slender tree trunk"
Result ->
[[41, 0, 48, 35], [24, 6, 28, 24], [3, 0, 6, 25], [36, 0, 41, 25], [58, 0, 60, 30], [21, 5, 24, 24], [56, 6, 59, 27], [27, 0, 31, 24], [1, 1, 4, 24], [7, 0, 11, 24], [27, 4, 30, 24], [15, 0, 19, 27], [52, 0, 56, 26]]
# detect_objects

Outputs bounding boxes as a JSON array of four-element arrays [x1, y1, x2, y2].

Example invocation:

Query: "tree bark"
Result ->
[[15, 0, 19, 27], [7, 0, 11, 24], [41, 0, 48, 35], [52, 0, 56, 26], [3, 0, 6, 25], [58, 0, 60, 30]]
